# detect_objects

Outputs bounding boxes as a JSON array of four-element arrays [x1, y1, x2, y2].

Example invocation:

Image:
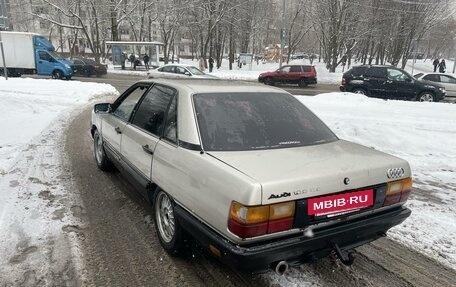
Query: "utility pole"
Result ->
[[0, 0, 8, 79], [279, 0, 286, 68]]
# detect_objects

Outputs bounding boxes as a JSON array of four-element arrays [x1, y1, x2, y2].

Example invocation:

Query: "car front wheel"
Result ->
[[154, 190, 183, 255], [93, 129, 112, 171], [417, 92, 435, 102], [264, 77, 274, 86]]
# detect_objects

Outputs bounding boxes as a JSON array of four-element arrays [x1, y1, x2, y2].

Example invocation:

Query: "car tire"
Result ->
[[352, 88, 368, 95], [298, 79, 308, 88], [154, 190, 183, 255], [417, 92, 435, 102], [264, 77, 274, 86], [93, 129, 113, 171], [52, 70, 63, 80]]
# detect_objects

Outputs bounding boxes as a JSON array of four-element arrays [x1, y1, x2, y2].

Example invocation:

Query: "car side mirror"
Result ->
[[94, 103, 111, 113], [405, 78, 412, 83], [184, 72, 191, 76], [49, 58, 56, 63]]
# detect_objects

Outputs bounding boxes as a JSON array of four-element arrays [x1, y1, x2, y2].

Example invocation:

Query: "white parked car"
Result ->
[[149, 64, 217, 79], [90, 79, 412, 274], [414, 72, 456, 98]]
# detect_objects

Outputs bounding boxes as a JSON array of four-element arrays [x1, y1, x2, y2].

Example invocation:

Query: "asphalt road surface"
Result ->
[[63, 73, 455, 286]]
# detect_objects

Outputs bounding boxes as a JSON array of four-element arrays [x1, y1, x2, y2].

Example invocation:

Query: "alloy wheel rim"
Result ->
[[420, 94, 433, 102], [95, 135, 103, 164], [156, 193, 175, 243]]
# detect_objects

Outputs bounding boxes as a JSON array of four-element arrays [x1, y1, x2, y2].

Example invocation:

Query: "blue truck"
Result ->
[[0, 31, 73, 79]]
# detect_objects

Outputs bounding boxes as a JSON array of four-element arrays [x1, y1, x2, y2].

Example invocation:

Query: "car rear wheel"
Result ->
[[352, 88, 367, 95], [417, 92, 435, 102], [264, 77, 274, 86], [298, 79, 308, 88], [93, 129, 113, 171], [154, 190, 183, 255]]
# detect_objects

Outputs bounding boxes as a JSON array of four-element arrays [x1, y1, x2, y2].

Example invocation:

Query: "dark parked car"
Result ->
[[72, 57, 107, 77], [258, 65, 317, 87], [340, 65, 446, 102]]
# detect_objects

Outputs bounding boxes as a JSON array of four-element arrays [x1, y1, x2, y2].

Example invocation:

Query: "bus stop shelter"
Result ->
[[106, 41, 163, 69]]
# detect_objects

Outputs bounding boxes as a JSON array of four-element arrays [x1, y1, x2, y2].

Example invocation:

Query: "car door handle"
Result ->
[[115, 127, 122, 134], [142, 144, 154, 155], [386, 80, 393, 84], [38, 61, 43, 63]]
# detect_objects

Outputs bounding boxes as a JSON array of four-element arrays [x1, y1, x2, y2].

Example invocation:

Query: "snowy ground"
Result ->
[[0, 77, 454, 285]]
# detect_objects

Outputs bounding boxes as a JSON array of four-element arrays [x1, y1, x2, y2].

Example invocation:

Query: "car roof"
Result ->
[[160, 63, 196, 68], [352, 65, 395, 68], [137, 78, 288, 94]]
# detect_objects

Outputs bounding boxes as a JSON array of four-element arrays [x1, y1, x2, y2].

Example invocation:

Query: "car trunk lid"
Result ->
[[207, 140, 409, 205]]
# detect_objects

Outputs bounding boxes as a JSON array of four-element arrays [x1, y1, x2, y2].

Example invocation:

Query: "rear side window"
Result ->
[[366, 67, 386, 78], [193, 92, 338, 151], [350, 67, 367, 76], [290, 66, 302, 72], [302, 66, 311, 72], [131, 85, 175, 136]]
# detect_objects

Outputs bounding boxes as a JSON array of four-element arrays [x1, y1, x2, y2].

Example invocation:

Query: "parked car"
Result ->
[[72, 57, 107, 77], [340, 65, 446, 102], [414, 73, 456, 98], [91, 79, 412, 274], [258, 65, 317, 87], [149, 64, 217, 79]]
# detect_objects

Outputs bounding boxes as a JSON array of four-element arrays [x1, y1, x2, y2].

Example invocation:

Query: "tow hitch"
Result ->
[[331, 243, 355, 266]]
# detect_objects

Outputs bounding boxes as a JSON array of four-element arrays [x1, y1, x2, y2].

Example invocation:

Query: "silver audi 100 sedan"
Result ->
[[90, 78, 412, 274]]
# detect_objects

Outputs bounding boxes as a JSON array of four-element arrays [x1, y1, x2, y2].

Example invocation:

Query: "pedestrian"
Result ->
[[129, 54, 135, 68], [208, 57, 214, 73], [199, 56, 205, 71], [143, 54, 150, 70], [438, 59, 446, 73], [433, 57, 439, 72], [121, 53, 127, 70]]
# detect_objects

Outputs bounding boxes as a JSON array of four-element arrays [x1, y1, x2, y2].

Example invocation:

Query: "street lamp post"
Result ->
[[0, 0, 8, 79], [279, 0, 286, 68]]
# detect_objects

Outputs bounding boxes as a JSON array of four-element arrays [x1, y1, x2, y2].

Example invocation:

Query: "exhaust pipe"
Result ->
[[272, 260, 289, 275]]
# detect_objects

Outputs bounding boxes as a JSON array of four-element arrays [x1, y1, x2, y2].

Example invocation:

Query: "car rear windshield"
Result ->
[[193, 92, 338, 151]]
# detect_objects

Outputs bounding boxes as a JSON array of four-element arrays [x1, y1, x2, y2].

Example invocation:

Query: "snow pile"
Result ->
[[0, 78, 118, 285], [0, 78, 117, 173], [299, 92, 456, 269]]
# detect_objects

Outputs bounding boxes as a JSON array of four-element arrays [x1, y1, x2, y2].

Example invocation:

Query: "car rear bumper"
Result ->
[[175, 205, 411, 273]]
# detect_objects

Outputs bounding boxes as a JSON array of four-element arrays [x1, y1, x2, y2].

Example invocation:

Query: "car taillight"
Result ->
[[342, 78, 346, 85], [383, 177, 412, 206], [228, 201, 295, 238]]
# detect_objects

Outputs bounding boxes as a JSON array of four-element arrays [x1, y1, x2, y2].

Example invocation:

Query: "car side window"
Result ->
[[74, 59, 84, 65], [163, 96, 177, 143], [290, 66, 302, 72], [175, 66, 186, 75], [38, 51, 51, 61], [131, 85, 174, 136], [367, 67, 386, 79], [423, 74, 440, 82], [162, 66, 175, 73], [112, 86, 148, 122], [280, 66, 291, 72], [302, 66, 311, 72], [439, 75, 456, 83]]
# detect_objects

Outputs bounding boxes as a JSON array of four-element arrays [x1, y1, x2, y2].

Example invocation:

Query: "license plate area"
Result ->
[[308, 189, 374, 217]]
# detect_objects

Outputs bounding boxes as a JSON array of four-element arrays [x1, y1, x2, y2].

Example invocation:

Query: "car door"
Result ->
[[276, 66, 291, 84], [364, 67, 389, 98], [289, 65, 302, 84], [438, 74, 456, 97], [121, 84, 175, 191], [102, 84, 150, 159], [36, 51, 55, 75], [73, 59, 85, 75], [386, 68, 416, 100]]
